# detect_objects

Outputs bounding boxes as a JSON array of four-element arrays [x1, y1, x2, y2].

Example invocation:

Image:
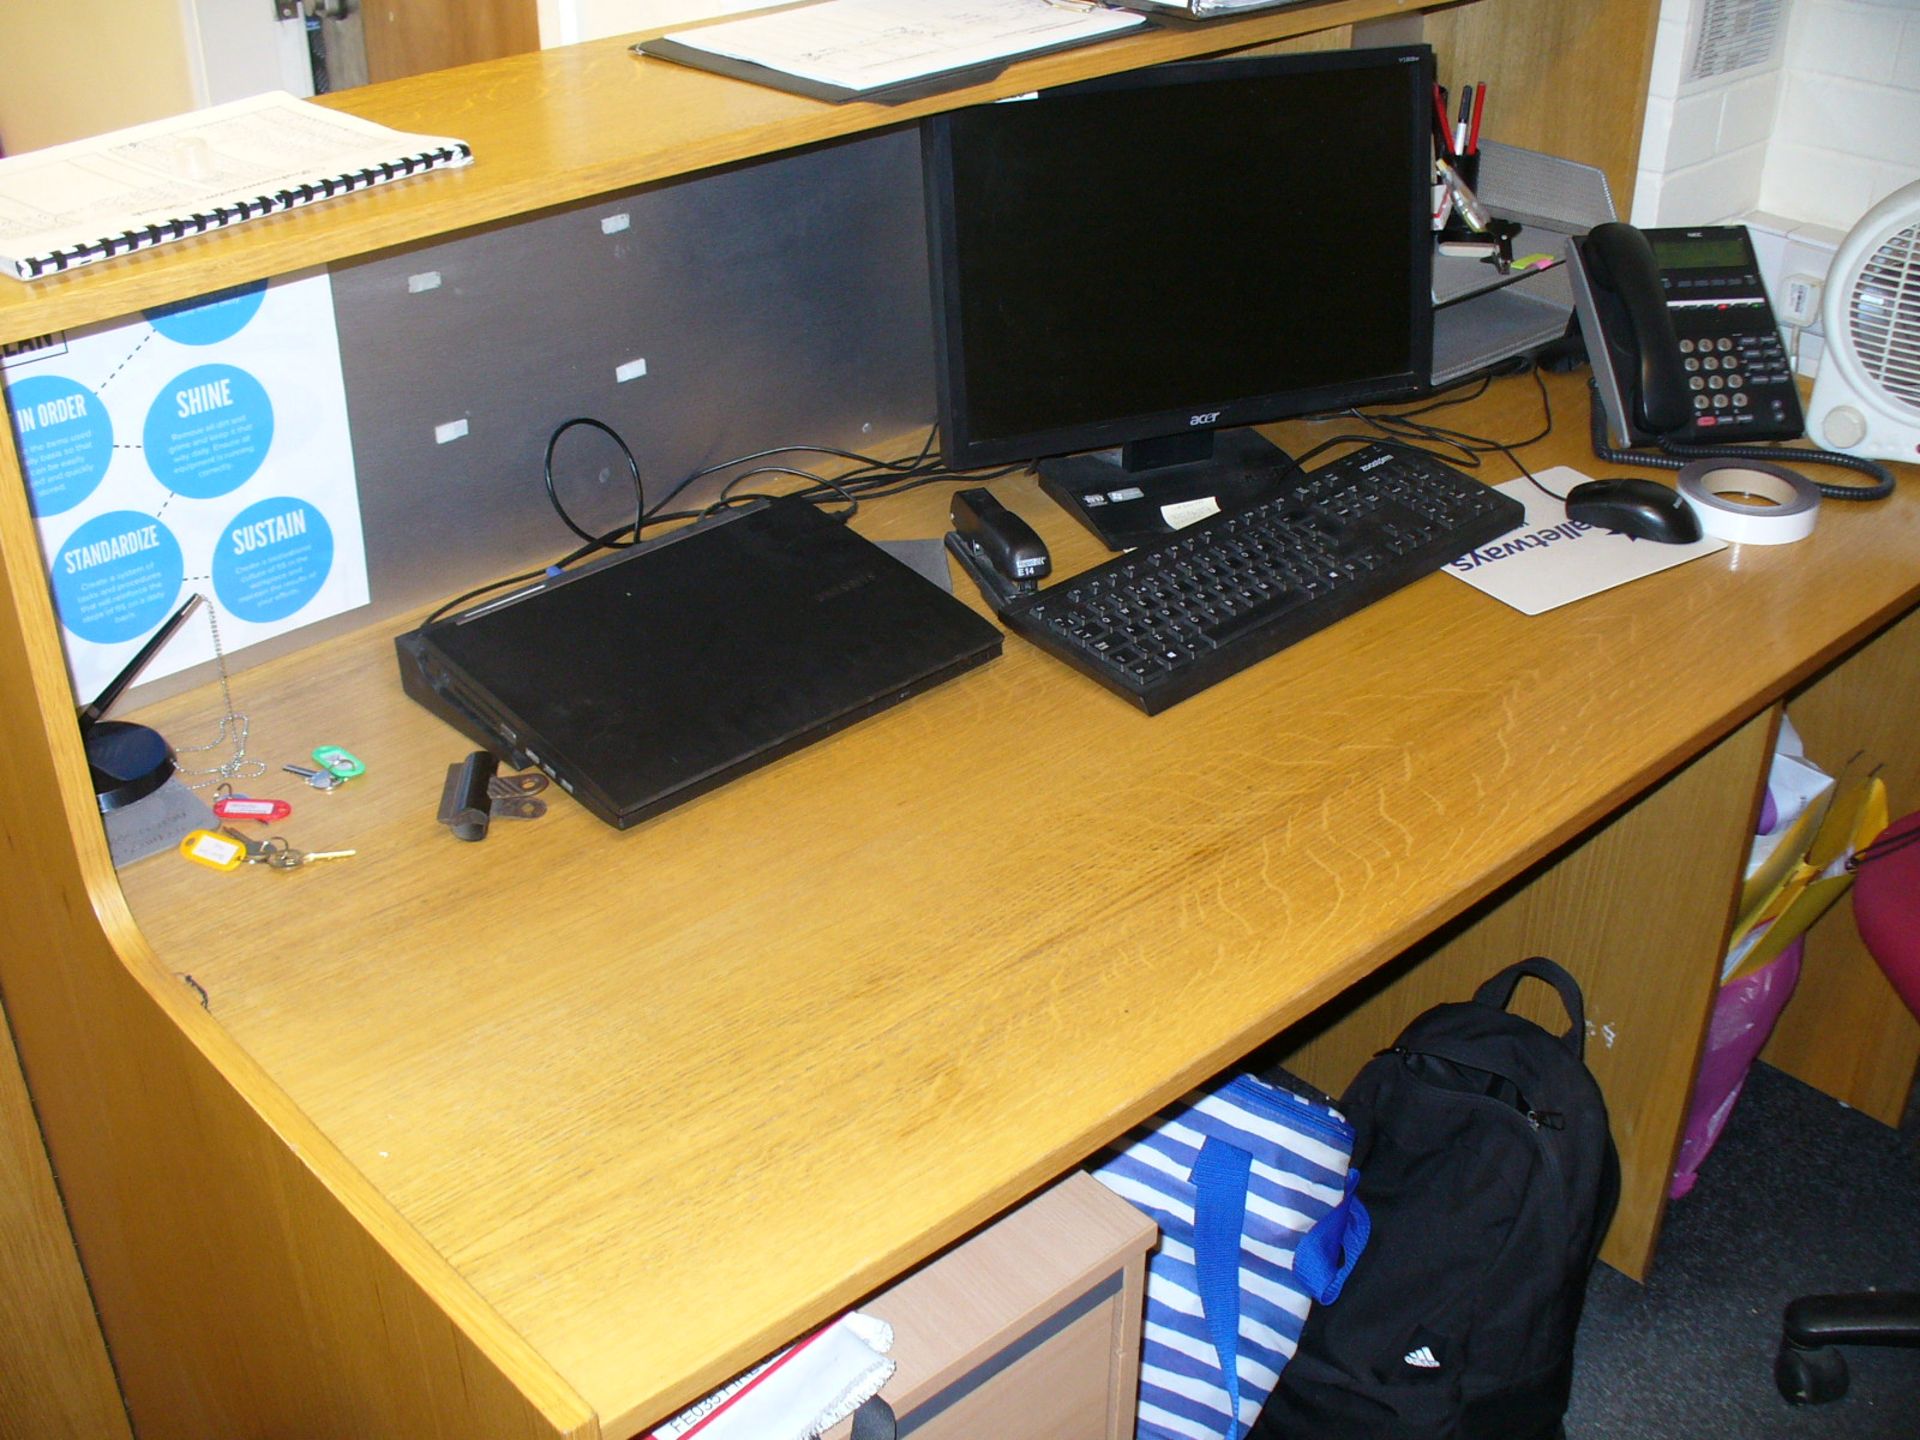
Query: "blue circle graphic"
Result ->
[[213, 497, 334, 624], [8, 374, 115, 517], [144, 363, 275, 497], [146, 281, 268, 346], [50, 511, 185, 645]]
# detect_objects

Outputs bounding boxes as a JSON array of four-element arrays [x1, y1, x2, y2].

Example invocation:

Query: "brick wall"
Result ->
[[1632, 0, 1781, 228], [1760, 0, 1920, 228], [1634, 0, 1919, 231]]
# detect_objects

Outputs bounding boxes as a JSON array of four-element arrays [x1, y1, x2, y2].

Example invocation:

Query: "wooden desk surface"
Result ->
[[110, 369, 1920, 1435]]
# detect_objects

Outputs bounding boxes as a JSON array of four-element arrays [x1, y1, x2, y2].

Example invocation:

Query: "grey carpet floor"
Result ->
[[1567, 1062, 1920, 1438]]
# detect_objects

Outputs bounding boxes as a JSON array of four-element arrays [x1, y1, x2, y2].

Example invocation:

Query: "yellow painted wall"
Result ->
[[0, 0, 198, 154]]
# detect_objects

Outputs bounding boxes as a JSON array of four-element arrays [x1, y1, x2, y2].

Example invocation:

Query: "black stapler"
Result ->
[[944, 488, 1050, 611]]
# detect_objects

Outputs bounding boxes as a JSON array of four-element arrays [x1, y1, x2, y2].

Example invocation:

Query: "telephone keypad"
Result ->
[[1676, 308, 1795, 428]]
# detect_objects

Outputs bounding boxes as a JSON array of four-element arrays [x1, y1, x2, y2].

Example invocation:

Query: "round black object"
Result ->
[[1775, 1337, 1850, 1405], [86, 720, 175, 813]]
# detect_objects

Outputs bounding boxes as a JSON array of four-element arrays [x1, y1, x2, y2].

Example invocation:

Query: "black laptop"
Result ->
[[397, 497, 1002, 828]]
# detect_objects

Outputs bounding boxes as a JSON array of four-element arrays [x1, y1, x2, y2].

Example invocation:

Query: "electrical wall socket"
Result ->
[[1744, 214, 1843, 376], [1778, 273, 1823, 327]]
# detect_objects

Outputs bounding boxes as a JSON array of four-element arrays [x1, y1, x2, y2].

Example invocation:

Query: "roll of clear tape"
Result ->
[[1675, 459, 1821, 545]]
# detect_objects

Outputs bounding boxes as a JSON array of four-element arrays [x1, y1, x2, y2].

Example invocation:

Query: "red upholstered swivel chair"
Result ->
[[1774, 808, 1920, 1404]]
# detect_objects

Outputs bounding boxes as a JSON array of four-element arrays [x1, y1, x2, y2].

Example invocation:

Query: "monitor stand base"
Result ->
[[1037, 428, 1299, 551]]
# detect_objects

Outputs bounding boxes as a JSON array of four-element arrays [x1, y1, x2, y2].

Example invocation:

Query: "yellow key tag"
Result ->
[[179, 828, 248, 872]]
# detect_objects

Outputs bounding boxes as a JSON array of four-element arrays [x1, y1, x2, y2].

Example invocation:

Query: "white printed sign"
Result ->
[[4, 269, 368, 701]]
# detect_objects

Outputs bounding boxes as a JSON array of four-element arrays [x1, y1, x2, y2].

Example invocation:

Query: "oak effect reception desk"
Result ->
[[5, 5, 1919, 1438]]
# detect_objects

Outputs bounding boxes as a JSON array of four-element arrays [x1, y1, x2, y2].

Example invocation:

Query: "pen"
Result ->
[[1468, 82, 1487, 154], [76, 592, 204, 733], [1432, 85, 1455, 158], [1454, 84, 1472, 157]]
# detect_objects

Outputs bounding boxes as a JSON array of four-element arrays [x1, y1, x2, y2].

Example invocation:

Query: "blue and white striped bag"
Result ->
[[1091, 1071, 1369, 1440]]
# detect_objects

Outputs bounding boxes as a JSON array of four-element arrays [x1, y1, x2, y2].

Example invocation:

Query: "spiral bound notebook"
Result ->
[[0, 91, 472, 281]]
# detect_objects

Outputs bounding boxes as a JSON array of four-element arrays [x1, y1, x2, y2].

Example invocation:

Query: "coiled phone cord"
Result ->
[[1585, 381, 1896, 502]]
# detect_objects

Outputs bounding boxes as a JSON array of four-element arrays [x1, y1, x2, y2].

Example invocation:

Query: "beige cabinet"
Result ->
[[824, 1174, 1155, 1440]]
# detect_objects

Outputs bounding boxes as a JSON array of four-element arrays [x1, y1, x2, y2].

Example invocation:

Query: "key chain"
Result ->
[[284, 764, 343, 792], [173, 602, 268, 791], [259, 838, 358, 869]]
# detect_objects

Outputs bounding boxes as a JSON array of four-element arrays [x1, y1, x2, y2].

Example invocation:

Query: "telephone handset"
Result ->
[[1566, 221, 1805, 449]]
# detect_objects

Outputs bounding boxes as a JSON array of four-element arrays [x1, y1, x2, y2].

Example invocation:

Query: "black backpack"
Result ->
[[1252, 957, 1620, 1440]]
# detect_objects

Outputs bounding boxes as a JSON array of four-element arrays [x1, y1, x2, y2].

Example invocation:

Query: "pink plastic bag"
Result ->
[[1668, 937, 1803, 1199]]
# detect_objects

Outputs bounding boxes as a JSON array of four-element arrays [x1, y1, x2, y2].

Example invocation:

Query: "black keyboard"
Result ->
[[1003, 444, 1525, 713]]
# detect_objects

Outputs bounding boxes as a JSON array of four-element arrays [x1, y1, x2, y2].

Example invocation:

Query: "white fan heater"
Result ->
[[1806, 178, 1920, 464]]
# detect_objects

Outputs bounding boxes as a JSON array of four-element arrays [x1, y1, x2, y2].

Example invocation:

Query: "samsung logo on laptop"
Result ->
[[812, 569, 878, 605]]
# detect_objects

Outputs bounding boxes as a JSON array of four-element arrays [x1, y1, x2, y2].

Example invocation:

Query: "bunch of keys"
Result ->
[[179, 826, 356, 871], [254, 836, 357, 870], [285, 745, 366, 792]]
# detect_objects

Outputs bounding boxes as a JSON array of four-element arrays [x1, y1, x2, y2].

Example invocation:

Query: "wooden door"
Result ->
[[348, 0, 541, 85]]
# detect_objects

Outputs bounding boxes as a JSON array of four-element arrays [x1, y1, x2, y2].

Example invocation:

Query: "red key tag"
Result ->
[[213, 794, 293, 823]]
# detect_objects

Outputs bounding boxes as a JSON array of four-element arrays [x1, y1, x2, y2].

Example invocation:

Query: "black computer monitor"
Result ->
[[921, 45, 1435, 547]]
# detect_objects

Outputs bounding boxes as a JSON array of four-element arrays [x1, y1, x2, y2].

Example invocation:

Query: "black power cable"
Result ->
[[1584, 381, 1895, 502], [427, 421, 1025, 626], [543, 416, 645, 548], [1318, 358, 1564, 499]]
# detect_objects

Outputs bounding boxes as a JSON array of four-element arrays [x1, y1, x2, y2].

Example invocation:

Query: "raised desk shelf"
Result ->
[[0, 0, 1442, 349], [0, 0, 1671, 352]]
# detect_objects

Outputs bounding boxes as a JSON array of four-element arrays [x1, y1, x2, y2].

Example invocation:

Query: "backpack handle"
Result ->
[[1473, 956, 1587, 1057]]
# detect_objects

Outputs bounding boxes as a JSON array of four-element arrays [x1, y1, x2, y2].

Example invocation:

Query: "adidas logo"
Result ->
[[1403, 1345, 1441, 1370]]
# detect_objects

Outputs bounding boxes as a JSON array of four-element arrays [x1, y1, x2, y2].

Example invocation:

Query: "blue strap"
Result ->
[[1292, 1167, 1370, 1304], [1192, 1136, 1253, 1440]]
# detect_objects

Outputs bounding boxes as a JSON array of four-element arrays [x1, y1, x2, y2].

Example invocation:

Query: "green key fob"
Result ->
[[312, 744, 365, 779]]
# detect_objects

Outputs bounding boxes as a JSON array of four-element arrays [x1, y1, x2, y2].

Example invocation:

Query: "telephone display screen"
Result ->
[[1649, 235, 1751, 272]]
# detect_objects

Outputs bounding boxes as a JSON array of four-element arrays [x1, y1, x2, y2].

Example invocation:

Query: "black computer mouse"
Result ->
[[1564, 478, 1703, 544]]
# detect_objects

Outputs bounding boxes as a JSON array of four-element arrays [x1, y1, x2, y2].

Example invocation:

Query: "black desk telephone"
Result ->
[[1566, 221, 1805, 449]]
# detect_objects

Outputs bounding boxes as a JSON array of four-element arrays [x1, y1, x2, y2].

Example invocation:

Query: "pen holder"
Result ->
[[1435, 151, 1482, 241]]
